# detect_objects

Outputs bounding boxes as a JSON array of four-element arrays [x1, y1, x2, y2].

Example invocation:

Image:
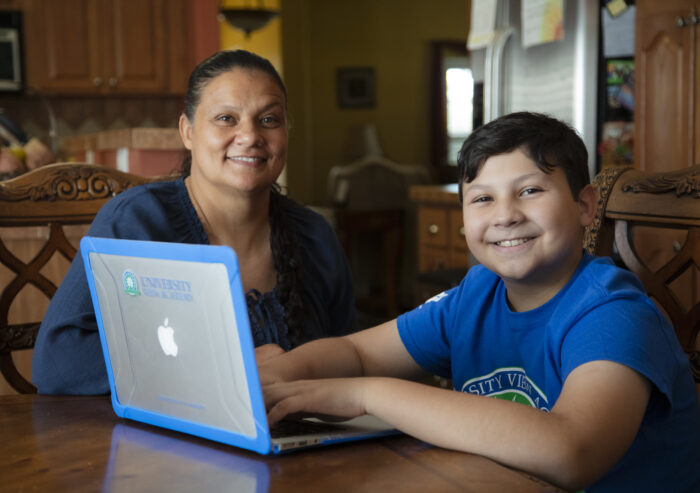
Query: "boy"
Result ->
[[260, 112, 700, 492]]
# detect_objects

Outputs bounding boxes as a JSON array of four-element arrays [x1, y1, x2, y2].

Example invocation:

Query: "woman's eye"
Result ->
[[261, 115, 281, 127], [216, 115, 235, 124]]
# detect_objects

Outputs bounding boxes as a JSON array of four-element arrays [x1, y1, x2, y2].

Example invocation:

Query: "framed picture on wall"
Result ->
[[337, 68, 375, 108]]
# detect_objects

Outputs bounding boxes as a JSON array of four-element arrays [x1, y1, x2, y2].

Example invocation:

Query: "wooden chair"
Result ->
[[327, 156, 431, 319], [0, 163, 175, 393], [584, 165, 700, 391]]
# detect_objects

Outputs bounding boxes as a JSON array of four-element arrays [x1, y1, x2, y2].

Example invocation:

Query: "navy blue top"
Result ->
[[32, 178, 357, 395]]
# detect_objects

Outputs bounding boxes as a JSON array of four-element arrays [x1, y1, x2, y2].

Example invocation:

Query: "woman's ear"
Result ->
[[179, 114, 193, 151], [577, 184, 598, 227]]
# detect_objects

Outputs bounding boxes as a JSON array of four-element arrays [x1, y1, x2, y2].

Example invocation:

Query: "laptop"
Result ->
[[80, 236, 399, 455]]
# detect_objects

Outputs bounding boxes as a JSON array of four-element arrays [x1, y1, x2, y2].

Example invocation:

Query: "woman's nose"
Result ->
[[235, 120, 263, 146]]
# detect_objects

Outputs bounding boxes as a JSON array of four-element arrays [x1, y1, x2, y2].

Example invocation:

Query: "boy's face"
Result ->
[[461, 148, 595, 308]]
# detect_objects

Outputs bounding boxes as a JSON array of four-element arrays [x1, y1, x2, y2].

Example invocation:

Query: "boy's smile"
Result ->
[[461, 148, 596, 311]]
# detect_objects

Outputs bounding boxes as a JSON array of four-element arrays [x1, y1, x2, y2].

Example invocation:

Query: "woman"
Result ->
[[32, 50, 357, 394]]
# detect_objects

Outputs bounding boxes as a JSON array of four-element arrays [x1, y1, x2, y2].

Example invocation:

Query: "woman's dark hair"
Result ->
[[456, 112, 589, 203], [183, 49, 287, 123], [180, 50, 306, 345]]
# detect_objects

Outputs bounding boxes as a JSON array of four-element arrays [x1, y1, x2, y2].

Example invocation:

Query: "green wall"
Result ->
[[281, 0, 469, 204]]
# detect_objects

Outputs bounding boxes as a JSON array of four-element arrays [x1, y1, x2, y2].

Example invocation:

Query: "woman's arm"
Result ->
[[32, 251, 110, 394]]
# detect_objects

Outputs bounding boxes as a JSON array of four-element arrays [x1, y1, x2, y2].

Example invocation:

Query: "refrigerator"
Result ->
[[469, 0, 605, 179]]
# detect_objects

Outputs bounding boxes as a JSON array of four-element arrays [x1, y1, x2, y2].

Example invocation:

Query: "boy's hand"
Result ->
[[264, 378, 372, 425]]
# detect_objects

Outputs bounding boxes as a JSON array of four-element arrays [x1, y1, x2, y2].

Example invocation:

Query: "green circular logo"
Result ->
[[123, 270, 140, 296]]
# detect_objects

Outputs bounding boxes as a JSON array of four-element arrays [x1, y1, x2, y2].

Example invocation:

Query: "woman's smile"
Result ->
[[227, 154, 268, 165]]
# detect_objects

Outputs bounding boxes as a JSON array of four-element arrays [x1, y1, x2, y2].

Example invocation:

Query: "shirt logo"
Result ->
[[123, 270, 140, 296], [461, 367, 550, 410], [420, 291, 448, 308]]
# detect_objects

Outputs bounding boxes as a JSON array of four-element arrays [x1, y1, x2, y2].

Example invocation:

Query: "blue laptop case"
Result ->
[[80, 236, 273, 454]]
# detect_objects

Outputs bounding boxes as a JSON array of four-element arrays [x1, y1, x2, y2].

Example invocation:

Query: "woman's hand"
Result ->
[[256, 344, 289, 387], [264, 378, 373, 425], [255, 343, 285, 365]]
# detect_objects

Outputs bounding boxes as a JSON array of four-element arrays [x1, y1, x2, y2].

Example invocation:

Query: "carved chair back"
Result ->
[[0, 163, 175, 393], [584, 165, 700, 390], [327, 158, 432, 318]]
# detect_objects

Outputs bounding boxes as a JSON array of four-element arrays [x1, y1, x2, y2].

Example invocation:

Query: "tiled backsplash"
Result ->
[[0, 94, 183, 158]]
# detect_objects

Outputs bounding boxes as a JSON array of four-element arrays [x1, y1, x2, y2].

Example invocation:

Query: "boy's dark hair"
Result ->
[[456, 112, 589, 203]]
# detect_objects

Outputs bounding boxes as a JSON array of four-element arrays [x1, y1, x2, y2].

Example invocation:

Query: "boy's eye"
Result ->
[[470, 195, 492, 204], [216, 115, 235, 124], [521, 187, 541, 196]]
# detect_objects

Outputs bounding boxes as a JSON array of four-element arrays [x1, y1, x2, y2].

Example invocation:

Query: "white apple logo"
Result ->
[[157, 318, 178, 357]]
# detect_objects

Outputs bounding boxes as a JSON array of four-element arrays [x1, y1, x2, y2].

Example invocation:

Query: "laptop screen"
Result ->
[[88, 250, 256, 437]]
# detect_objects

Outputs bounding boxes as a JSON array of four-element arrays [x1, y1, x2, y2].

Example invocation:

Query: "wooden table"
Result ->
[[1, 394, 561, 492]]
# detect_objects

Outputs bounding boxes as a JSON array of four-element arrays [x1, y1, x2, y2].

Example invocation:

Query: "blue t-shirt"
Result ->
[[397, 254, 700, 492], [32, 178, 356, 395]]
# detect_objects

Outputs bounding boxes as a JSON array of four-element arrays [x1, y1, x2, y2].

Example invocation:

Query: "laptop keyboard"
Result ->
[[270, 419, 347, 438]]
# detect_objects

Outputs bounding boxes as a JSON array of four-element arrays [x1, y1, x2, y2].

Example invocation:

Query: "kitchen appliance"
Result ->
[[470, 0, 622, 178], [0, 11, 23, 91]]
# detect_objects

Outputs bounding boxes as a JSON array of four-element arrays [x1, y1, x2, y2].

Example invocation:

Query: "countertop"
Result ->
[[63, 128, 184, 153]]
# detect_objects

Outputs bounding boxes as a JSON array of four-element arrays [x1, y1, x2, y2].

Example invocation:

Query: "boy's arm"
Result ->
[[264, 324, 651, 491], [258, 319, 429, 385]]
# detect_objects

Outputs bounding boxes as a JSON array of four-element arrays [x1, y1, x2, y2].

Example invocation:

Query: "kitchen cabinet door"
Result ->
[[101, 0, 168, 93], [25, 0, 184, 95], [635, 0, 699, 172], [412, 186, 470, 274], [26, 0, 103, 93], [634, 0, 700, 316]]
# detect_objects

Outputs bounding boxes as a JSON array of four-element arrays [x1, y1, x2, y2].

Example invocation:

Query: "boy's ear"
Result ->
[[577, 184, 598, 227], [179, 114, 193, 151]]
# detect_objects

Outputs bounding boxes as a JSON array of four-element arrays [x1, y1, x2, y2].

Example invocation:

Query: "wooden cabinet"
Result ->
[[635, 0, 700, 172], [24, 0, 188, 95], [410, 184, 470, 274], [634, 0, 700, 311], [410, 184, 470, 305]]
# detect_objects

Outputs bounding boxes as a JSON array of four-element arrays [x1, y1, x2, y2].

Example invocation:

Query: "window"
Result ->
[[430, 41, 473, 182], [445, 62, 473, 165]]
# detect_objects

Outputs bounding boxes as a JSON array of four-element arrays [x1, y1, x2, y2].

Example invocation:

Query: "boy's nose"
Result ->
[[493, 199, 524, 227]]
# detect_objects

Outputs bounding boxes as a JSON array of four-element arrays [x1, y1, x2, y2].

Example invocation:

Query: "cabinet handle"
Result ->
[[428, 224, 439, 235], [677, 8, 698, 27], [458, 226, 465, 237], [109, 77, 118, 88], [93, 77, 103, 87]]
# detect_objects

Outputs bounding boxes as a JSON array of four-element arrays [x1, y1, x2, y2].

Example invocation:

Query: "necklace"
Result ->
[[185, 178, 215, 240]]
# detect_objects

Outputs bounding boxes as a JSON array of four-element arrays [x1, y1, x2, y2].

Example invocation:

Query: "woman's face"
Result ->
[[179, 67, 288, 196]]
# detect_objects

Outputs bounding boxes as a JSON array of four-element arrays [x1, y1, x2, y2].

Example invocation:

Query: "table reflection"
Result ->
[[104, 424, 270, 493], [3, 395, 558, 492]]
